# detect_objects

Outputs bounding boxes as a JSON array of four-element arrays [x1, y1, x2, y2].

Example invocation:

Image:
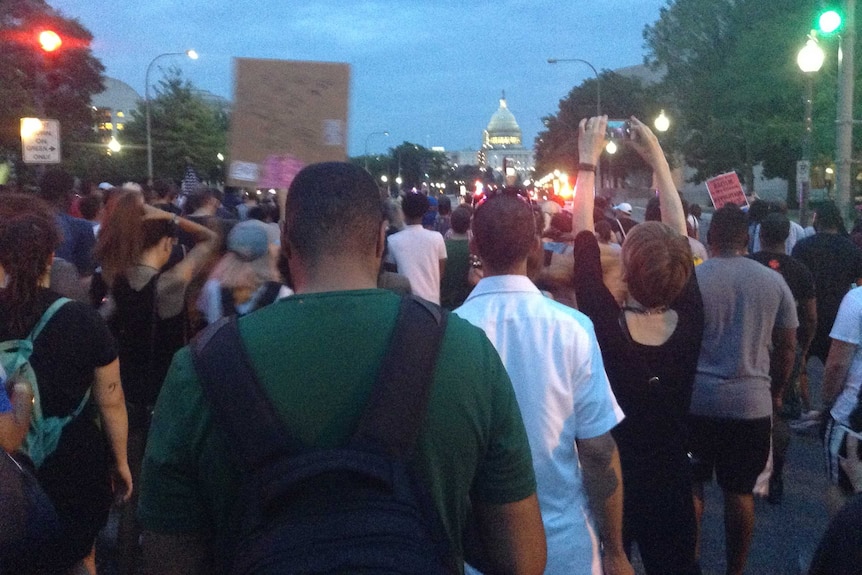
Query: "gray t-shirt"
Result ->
[[691, 256, 798, 419]]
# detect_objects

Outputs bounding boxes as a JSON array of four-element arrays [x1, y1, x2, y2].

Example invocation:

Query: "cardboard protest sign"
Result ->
[[705, 171, 748, 210], [227, 58, 350, 189]]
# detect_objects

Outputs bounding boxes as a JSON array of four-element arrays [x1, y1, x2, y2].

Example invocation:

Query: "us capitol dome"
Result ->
[[480, 91, 534, 179]]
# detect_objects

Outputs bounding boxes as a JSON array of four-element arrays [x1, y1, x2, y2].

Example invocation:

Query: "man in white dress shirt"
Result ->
[[455, 190, 632, 575]]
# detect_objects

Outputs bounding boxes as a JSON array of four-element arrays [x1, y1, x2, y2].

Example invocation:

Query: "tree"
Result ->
[[120, 69, 228, 182], [534, 71, 666, 188], [643, 0, 844, 196], [0, 0, 104, 182]]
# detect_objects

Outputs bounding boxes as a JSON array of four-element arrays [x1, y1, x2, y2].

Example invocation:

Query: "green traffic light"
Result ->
[[818, 9, 842, 34]]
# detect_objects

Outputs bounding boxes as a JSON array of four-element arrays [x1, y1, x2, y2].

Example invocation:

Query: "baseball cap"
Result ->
[[98, 182, 113, 190], [613, 202, 633, 215], [227, 220, 270, 262]]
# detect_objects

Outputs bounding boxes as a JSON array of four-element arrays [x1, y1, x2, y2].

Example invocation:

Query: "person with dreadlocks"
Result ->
[[0, 193, 131, 574]]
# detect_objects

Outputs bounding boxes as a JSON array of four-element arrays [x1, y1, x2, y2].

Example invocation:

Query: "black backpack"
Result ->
[[192, 295, 457, 575]]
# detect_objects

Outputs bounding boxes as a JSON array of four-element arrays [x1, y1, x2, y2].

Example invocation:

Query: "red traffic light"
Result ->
[[38, 30, 62, 52]]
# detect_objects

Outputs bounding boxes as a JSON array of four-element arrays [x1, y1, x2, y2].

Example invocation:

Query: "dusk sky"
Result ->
[[49, 0, 669, 157]]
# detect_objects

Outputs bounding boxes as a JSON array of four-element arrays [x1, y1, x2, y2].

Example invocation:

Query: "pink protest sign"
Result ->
[[258, 154, 305, 189], [705, 172, 748, 210]]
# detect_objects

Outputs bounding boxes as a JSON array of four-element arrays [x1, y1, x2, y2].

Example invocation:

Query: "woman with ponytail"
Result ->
[[0, 193, 131, 574], [94, 188, 217, 574]]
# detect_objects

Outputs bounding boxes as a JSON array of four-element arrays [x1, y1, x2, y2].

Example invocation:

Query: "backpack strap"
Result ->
[[29, 297, 71, 342], [192, 316, 295, 468], [352, 295, 448, 459], [192, 295, 448, 466], [220, 286, 236, 317]]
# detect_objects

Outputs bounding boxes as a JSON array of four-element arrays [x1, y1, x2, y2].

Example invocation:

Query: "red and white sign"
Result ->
[[705, 172, 748, 210]]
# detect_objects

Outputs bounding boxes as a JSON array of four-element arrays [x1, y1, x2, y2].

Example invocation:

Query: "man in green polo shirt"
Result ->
[[137, 161, 545, 574]]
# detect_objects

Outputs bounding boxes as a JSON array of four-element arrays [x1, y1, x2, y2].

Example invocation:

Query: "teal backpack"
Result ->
[[0, 298, 91, 468]]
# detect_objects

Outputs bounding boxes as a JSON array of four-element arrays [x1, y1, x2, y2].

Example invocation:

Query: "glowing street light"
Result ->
[[797, 38, 826, 72], [605, 141, 618, 154], [107, 136, 121, 153], [145, 50, 198, 182]]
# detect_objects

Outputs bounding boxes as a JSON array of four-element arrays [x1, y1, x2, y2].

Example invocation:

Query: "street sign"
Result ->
[[797, 160, 811, 183], [21, 118, 61, 164]]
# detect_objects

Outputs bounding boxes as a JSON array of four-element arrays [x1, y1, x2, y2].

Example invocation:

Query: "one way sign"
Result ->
[[21, 118, 61, 164]]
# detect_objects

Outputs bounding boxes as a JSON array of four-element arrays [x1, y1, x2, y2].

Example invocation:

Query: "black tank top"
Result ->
[[110, 273, 186, 406]]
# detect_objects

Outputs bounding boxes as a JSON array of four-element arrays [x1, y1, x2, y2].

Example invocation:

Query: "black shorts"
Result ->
[[689, 415, 771, 494]]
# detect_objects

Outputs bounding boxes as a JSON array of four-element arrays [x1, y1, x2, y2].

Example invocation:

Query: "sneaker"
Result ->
[[789, 418, 819, 432], [800, 409, 822, 421]]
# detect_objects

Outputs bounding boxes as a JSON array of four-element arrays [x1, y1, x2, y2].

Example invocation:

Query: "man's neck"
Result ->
[[711, 247, 746, 258], [404, 217, 423, 226], [760, 243, 786, 255], [482, 260, 528, 278], [292, 255, 381, 295]]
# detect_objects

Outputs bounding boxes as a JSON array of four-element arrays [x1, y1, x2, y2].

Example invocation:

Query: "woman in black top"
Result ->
[[0, 194, 131, 574], [571, 117, 704, 574]]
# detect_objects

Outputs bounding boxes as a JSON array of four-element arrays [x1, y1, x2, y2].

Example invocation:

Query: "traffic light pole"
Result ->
[[835, 0, 856, 221]]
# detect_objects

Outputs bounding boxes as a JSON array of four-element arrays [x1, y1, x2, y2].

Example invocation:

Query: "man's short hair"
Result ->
[[284, 162, 383, 263], [39, 168, 74, 206], [759, 213, 790, 246], [152, 179, 177, 200], [401, 192, 430, 219], [472, 194, 536, 271], [815, 200, 846, 233], [450, 205, 472, 235], [708, 205, 749, 251]]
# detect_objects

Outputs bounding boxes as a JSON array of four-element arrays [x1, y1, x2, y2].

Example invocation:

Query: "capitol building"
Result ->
[[480, 92, 534, 178], [446, 92, 535, 181]]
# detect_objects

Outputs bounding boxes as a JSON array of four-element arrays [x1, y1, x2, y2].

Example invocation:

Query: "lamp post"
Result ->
[[146, 50, 198, 183], [548, 57, 603, 191], [364, 130, 389, 172], [797, 38, 825, 227], [835, 0, 856, 222]]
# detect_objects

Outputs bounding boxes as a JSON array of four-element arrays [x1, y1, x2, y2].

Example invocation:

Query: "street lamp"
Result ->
[[145, 50, 198, 183], [548, 57, 603, 192], [547, 58, 601, 115], [797, 37, 825, 226], [364, 130, 389, 172]]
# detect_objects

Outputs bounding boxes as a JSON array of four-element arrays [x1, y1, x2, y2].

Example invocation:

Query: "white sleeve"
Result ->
[[830, 291, 862, 345]]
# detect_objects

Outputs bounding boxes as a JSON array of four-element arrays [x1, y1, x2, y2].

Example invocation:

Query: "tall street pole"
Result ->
[[835, 0, 856, 221], [547, 57, 603, 192]]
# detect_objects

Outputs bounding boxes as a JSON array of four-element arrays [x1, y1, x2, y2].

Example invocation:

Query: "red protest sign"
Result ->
[[705, 172, 748, 210]]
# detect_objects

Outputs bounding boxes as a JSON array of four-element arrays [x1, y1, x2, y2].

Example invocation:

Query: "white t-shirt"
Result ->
[[829, 287, 862, 426], [385, 225, 447, 304], [455, 275, 624, 575]]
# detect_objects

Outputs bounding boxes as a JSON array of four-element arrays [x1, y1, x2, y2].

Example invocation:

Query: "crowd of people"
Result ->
[[1, 116, 862, 575]]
